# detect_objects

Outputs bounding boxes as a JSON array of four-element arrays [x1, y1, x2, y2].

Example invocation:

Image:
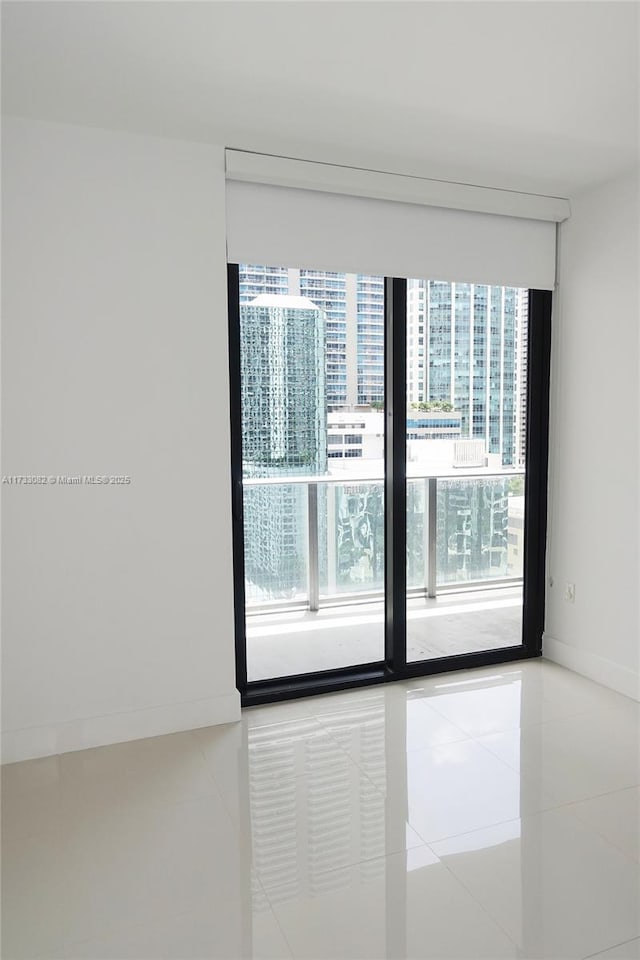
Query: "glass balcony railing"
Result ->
[[243, 471, 525, 613]]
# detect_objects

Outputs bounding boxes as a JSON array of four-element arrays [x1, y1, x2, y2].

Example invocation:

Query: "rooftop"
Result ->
[[249, 294, 321, 310]]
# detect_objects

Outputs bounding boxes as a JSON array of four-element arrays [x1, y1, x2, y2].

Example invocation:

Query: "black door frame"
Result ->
[[227, 264, 551, 707]]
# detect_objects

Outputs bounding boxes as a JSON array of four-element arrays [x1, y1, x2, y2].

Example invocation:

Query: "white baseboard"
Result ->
[[1, 692, 242, 765], [543, 634, 640, 702]]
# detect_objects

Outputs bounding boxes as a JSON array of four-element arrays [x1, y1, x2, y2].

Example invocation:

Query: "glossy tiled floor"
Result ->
[[2, 660, 639, 959]]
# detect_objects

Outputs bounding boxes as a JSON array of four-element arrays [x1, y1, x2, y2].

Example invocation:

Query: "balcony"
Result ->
[[243, 470, 525, 682]]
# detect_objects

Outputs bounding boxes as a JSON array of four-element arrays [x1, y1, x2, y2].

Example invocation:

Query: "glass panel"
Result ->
[[406, 279, 527, 662], [436, 476, 524, 586], [242, 483, 308, 606], [239, 264, 385, 681], [406, 478, 427, 590], [319, 481, 385, 600]]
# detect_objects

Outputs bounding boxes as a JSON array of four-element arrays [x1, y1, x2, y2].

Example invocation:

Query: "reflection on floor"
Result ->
[[3, 660, 639, 958], [247, 585, 523, 681]]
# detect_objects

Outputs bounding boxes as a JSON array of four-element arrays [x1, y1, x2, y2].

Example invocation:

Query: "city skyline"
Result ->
[[239, 265, 527, 468]]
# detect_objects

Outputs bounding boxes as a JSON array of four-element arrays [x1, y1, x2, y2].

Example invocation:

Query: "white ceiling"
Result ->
[[2, 1, 638, 197]]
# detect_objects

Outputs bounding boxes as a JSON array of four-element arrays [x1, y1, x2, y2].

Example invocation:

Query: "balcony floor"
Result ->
[[246, 585, 523, 682]]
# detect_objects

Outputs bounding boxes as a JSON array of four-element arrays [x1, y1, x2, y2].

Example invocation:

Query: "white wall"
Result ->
[[545, 168, 640, 700], [1, 117, 240, 762]]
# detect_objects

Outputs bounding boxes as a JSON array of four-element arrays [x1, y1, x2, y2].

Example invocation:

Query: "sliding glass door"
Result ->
[[228, 265, 551, 704], [231, 264, 386, 684], [405, 279, 527, 665]]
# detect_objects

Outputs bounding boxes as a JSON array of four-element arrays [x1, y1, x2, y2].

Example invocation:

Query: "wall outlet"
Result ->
[[564, 582, 575, 603]]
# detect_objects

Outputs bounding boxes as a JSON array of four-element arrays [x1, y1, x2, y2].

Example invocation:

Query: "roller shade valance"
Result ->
[[226, 151, 568, 290]]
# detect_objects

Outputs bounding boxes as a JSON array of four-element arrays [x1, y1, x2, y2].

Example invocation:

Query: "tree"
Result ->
[[410, 400, 455, 412], [508, 476, 525, 496]]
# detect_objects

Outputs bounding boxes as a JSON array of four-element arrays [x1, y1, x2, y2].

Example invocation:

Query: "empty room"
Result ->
[[1, 2, 639, 958]]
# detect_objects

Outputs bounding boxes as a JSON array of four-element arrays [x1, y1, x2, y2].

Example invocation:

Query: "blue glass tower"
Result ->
[[240, 295, 327, 600]]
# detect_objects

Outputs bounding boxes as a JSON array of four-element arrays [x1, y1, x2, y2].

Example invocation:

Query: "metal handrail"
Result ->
[[243, 468, 525, 486]]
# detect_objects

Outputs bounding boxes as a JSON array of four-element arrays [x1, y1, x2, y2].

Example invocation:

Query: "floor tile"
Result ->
[[63, 900, 292, 960], [1, 763, 78, 847], [432, 808, 640, 959], [586, 938, 640, 959], [407, 661, 637, 738], [565, 787, 640, 863], [308, 684, 388, 719], [247, 720, 350, 783], [196, 714, 348, 795], [535, 662, 640, 722], [248, 765, 424, 895], [315, 688, 469, 763], [1, 831, 67, 959], [270, 850, 520, 958], [56, 730, 220, 808], [60, 793, 246, 945], [411, 664, 566, 737], [401, 738, 553, 843], [242, 698, 320, 727], [477, 709, 640, 805], [192, 719, 248, 794]]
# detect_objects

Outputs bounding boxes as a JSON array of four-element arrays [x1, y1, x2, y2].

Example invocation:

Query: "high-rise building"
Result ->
[[241, 295, 327, 473], [240, 295, 327, 600], [239, 264, 289, 301], [239, 265, 385, 408], [297, 270, 349, 405], [356, 275, 385, 404], [515, 288, 529, 467], [407, 280, 525, 467]]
